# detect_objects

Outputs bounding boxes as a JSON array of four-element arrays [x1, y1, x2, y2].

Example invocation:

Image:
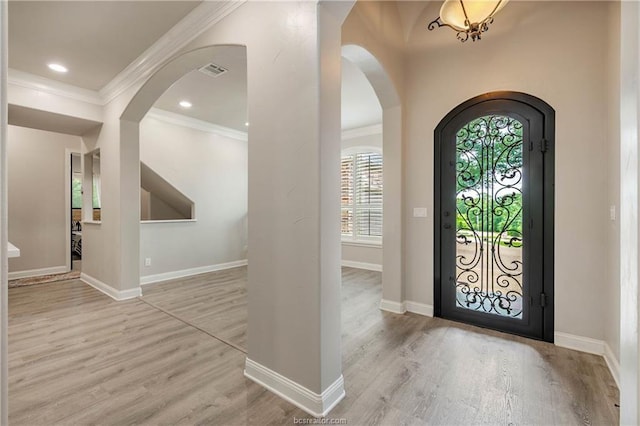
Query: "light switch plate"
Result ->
[[413, 207, 427, 218], [610, 205, 616, 221]]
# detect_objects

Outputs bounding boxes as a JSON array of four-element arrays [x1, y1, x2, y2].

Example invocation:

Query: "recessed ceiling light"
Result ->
[[47, 63, 68, 73], [179, 100, 192, 108], [245, 122, 249, 127]]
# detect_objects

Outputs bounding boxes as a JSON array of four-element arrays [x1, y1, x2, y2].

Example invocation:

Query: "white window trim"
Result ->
[[341, 146, 383, 244], [341, 238, 382, 248]]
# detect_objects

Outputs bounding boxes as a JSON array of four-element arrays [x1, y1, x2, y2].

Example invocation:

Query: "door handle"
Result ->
[[443, 223, 452, 229]]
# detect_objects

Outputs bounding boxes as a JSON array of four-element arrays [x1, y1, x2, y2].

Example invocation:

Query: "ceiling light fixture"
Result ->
[[179, 100, 192, 109], [245, 122, 249, 127], [428, 0, 509, 42], [47, 63, 68, 73]]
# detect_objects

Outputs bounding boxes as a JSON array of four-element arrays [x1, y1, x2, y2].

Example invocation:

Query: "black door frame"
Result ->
[[434, 91, 555, 342]]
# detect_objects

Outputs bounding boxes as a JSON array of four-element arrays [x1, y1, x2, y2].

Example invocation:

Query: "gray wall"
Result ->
[[403, 1, 613, 341], [139, 116, 247, 278], [7, 125, 81, 274]]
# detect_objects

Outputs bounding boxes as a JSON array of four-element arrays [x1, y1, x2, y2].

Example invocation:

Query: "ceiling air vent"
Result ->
[[198, 63, 228, 78]]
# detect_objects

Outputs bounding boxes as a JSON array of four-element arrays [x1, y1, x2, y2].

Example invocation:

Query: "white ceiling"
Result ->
[[153, 46, 248, 131], [8, 0, 383, 132], [151, 52, 381, 132], [8, 1, 200, 90]]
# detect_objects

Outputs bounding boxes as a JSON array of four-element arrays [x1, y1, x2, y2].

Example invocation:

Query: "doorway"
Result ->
[[70, 152, 82, 272], [434, 92, 554, 341]]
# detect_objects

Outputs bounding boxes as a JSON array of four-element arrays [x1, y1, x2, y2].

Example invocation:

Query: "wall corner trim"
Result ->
[[603, 342, 620, 388], [379, 299, 406, 314], [140, 259, 248, 286], [8, 265, 68, 281], [341, 260, 382, 272], [554, 332, 619, 388], [80, 273, 141, 301], [244, 358, 345, 418]]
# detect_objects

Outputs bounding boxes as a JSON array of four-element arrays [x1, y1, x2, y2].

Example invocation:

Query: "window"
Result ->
[[341, 151, 382, 242], [71, 174, 100, 209], [72, 175, 82, 208]]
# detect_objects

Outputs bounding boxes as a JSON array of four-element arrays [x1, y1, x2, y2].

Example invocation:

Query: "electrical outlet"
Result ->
[[144, 258, 151, 267]]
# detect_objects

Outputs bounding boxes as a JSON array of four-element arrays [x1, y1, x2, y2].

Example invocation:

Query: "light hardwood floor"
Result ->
[[9, 267, 619, 425]]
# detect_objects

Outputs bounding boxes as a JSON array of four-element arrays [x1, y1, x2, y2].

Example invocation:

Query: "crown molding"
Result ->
[[341, 123, 382, 140], [8, 69, 104, 106], [100, 0, 246, 104], [146, 108, 248, 141]]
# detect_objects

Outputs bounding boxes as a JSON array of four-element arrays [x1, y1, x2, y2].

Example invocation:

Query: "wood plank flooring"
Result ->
[[9, 267, 619, 425], [140, 267, 247, 352]]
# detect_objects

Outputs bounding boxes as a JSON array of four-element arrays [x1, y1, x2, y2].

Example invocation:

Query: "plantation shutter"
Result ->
[[341, 155, 355, 236], [355, 153, 383, 237]]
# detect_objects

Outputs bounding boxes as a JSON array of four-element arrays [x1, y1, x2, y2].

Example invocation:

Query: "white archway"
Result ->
[[341, 44, 404, 311], [115, 45, 247, 306]]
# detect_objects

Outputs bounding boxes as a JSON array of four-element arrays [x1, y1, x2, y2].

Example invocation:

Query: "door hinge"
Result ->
[[540, 139, 549, 153], [540, 292, 547, 307]]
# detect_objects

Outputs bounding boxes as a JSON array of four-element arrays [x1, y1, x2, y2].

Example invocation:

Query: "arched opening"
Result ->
[[341, 44, 403, 312], [120, 44, 249, 350]]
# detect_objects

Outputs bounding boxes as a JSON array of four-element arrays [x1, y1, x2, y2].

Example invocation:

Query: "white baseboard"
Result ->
[[379, 299, 406, 314], [244, 358, 345, 418], [379, 299, 434, 317], [405, 301, 434, 317], [80, 273, 141, 301], [140, 259, 248, 285], [341, 260, 382, 272], [554, 332, 620, 388], [8, 265, 68, 280], [554, 332, 605, 355], [603, 342, 620, 388]]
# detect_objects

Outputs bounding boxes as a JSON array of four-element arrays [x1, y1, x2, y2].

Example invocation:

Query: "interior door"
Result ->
[[434, 93, 554, 341]]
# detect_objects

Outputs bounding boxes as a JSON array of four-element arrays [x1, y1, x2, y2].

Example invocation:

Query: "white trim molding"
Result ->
[[341, 124, 382, 140], [8, 69, 103, 105], [554, 332, 606, 355], [603, 343, 620, 388], [341, 240, 382, 248], [100, 1, 246, 104], [341, 260, 382, 272], [140, 259, 248, 286], [7, 3, 247, 108], [7, 242, 19, 258], [380, 299, 434, 317], [244, 358, 345, 418], [554, 332, 620, 387], [145, 108, 248, 141], [8, 265, 68, 280], [379, 299, 406, 314], [80, 273, 141, 301], [405, 301, 434, 317]]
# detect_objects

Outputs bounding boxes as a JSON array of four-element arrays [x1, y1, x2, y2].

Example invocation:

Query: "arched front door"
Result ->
[[434, 92, 555, 342]]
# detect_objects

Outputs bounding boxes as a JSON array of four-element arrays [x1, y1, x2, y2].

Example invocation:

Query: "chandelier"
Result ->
[[428, 0, 509, 42]]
